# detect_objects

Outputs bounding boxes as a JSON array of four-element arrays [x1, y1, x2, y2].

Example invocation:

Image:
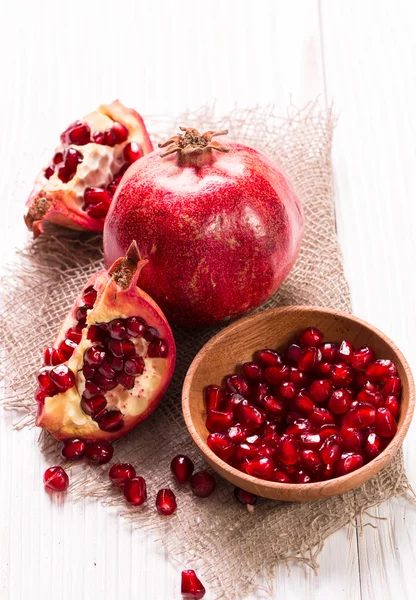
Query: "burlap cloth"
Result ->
[[0, 104, 412, 600]]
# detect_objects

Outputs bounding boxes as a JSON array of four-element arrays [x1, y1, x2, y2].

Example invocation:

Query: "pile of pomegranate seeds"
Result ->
[[181, 570, 206, 599], [204, 327, 401, 483]]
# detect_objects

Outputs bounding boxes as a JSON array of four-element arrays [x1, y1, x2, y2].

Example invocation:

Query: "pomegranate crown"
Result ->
[[158, 127, 229, 157]]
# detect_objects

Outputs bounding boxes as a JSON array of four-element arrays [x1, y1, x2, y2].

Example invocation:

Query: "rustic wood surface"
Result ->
[[0, 0, 415, 598]]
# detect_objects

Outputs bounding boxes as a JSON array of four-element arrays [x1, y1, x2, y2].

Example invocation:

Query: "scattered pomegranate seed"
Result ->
[[109, 463, 136, 487], [44, 164, 55, 179], [234, 486, 258, 508], [61, 439, 86, 461], [190, 470, 216, 497], [124, 141, 143, 163], [156, 488, 177, 515], [287, 343, 302, 362], [85, 440, 114, 464], [124, 476, 147, 505], [171, 455, 194, 484], [181, 570, 206, 599], [43, 466, 69, 492], [299, 327, 324, 347], [65, 326, 83, 344]]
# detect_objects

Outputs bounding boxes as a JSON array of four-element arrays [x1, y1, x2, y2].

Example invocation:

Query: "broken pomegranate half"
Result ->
[[24, 100, 153, 237], [35, 242, 175, 442]]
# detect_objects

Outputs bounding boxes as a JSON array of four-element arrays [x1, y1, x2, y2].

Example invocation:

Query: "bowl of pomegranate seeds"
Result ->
[[182, 306, 414, 501]]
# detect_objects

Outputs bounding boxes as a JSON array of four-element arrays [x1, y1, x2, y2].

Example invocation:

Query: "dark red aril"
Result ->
[[292, 389, 315, 414], [126, 316, 147, 337], [338, 340, 354, 364], [61, 120, 91, 145], [320, 435, 341, 465], [76, 305, 88, 324], [81, 394, 107, 416], [287, 343, 302, 363], [43, 466, 69, 492], [356, 389, 384, 408], [263, 395, 285, 418], [319, 424, 340, 441], [204, 385, 225, 411], [143, 327, 159, 342], [366, 360, 397, 383], [275, 434, 300, 465], [382, 376, 401, 398], [298, 347, 322, 372], [279, 381, 298, 400], [309, 379, 332, 403], [102, 129, 116, 146], [339, 426, 363, 452], [328, 389, 352, 414], [95, 410, 124, 432], [59, 338, 78, 360], [294, 470, 312, 483], [49, 365, 76, 392], [364, 432, 385, 459], [330, 363, 353, 387], [84, 187, 111, 206], [85, 440, 114, 464], [171, 455, 194, 484], [148, 339, 169, 358], [320, 342, 338, 363], [92, 131, 105, 144], [299, 327, 324, 347], [233, 487, 258, 507], [43, 347, 65, 366], [343, 403, 376, 429], [109, 463, 136, 487], [254, 349, 282, 367], [246, 457, 275, 480], [384, 395, 400, 420], [190, 470, 216, 497], [61, 439, 86, 461], [236, 400, 266, 428], [207, 432, 235, 460], [181, 570, 206, 600], [224, 374, 250, 397], [272, 469, 291, 483], [124, 141, 142, 163], [252, 381, 272, 405], [223, 392, 244, 413], [108, 354, 124, 372], [317, 361, 333, 377], [84, 345, 106, 367], [65, 326, 83, 344], [206, 410, 234, 433], [44, 164, 54, 179], [98, 361, 116, 379], [124, 356, 145, 376], [227, 424, 251, 444], [108, 339, 135, 358], [242, 362, 264, 381], [108, 318, 127, 339], [375, 407, 398, 438], [289, 367, 307, 386], [116, 372, 135, 389], [53, 152, 64, 165], [156, 488, 177, 515], [299, 432, 322, 451], [264, 364, 290, 384], [301, 449, 323, 473], [124, 476, 147, 505], [309, 407, 334, 427], [112, 121, 129, 143], [352, 346, 376, 370], [334, 452, 364, 476]]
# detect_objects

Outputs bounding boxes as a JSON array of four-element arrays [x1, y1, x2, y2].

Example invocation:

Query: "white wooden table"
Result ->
[[1, 1, 415, 598]]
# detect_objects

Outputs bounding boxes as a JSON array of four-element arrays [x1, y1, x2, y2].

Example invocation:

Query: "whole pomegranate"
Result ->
[[35, 242, 176, 442], [25, 101, 153, 237], [104, 128, 304, 327]]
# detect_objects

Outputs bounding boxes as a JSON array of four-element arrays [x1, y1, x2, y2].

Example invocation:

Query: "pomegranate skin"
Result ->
[[104, 135, 304, 327]]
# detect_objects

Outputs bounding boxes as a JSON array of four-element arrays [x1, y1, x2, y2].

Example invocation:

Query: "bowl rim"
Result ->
[[182, 305, 415, 494]]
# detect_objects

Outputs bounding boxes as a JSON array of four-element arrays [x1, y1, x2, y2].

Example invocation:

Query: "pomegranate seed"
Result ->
[[320, 342, 338, 362], [294, 469, 312, 483], [227, 425, 251, 443], [87, 325, 106, 342], [375, 407, 397, 438], [287, 343, 302, 362], [299, 327, 324, 347], [289, 367, 307, 386], [382, 376, 401, 398], [53, 152, 64, 164], [84, 202, 109, 218], [364, 432, 385, 459], [309, 379, 332, 403], [43, 466, 69, 492], [246, 457, 275, 479], [272, 469, 291, 483], [124, 141, 142, 163], [61, 439, 86, 461], [320, 436, 341, 465], [108, 319, 126, 339], [83, 380, 103, 399], [287, 417, 312, 436], [43, 347, 64, 366], [264, 364, 290, 384], [301, 449, 323, 473], [362, 380, 380, 393], [92, 131, 106, 144], [108, 354, 124, 371], [206, 410, 234, 432], [356, 389, 384, 408], [49, 365, 75, 392], [299, 432, 322, 451], [44, 164, 54, 179], [338, 340, 354, 364], [285, 410, 305, 426], [112, 121, 129, 143], [366, 359, 397, 382], [279, 381, 298, 399], [35, 389, 46, 404], [254, 349, 282, 367], [81, 394, 107, 416], [98, 361, 116, 379], [236, 400, 266, 428], [352, 346, 376, 370], [334, 452, 364, 476], [343, 403, 376, 429], [339, 426, 363, 451], [223, 393, 244, 413], [298, 347, 322, 371], [204, 385, 225, 411], [252, 381, 272, 405], [224, 374, 250, 397], [76, 305, 88, 324], [207, 432, 235, 459], [233, 487, 258, 507], [317, 361, 332, 377], [309, 407, 334, 427], [191, 470, 216, 497], [242, 362, 264, 381], [96, 410, 124, 432], [103, 129, 116, 146], [116, 372, 135, 389], [181, 570, 206, 599], [83, 187, 111, 207], [143, 327, 159, 342], [84, 345, 106, 367], [328, 389, 352, 414], [61, 120, 90, 145], [85, 441, 114, 464], [384, 395, 400, 420], [108, 339, 135, 358], [124, 356, 145, 376], [275, 434, 300, 465], [94, 371, 118, 390], [171, 455, 194, 484], [59, 338, 78, 360], [330, 363, 353, 387], [319, 424, 340, 441], [148, 339, 169, 358], [155, 488, 177, 516], [65, 326, 83, 343], [126, 316, 147, 337], [124, 476, 147, 505], [257, 443, 275, 458], [109, 463, 136, 487], [263, 395, 285, 417], [292, 389, 315, 414]]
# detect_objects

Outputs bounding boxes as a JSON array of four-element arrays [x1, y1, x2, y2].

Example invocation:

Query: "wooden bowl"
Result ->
[[182, 306, 415, 501]]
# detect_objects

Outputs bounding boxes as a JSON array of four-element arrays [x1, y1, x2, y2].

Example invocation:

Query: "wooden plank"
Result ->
[[320, 1, 416, 598]]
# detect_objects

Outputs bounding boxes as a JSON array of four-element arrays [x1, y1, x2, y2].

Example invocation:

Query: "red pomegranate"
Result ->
[[103, 127, 304, 327], [35, 242, 175, 442], [25, 101, 153, 237]]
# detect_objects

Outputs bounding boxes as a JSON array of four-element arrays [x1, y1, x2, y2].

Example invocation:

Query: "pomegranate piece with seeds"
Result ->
[[43, 466, 69, 492], [181, 570, 206, 600], [24, 100, 153, 237], [35, 242, 175, 443], [202, 327, 402, 483], [171, 455, 194, 484], [156, 488, 177, 515]]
